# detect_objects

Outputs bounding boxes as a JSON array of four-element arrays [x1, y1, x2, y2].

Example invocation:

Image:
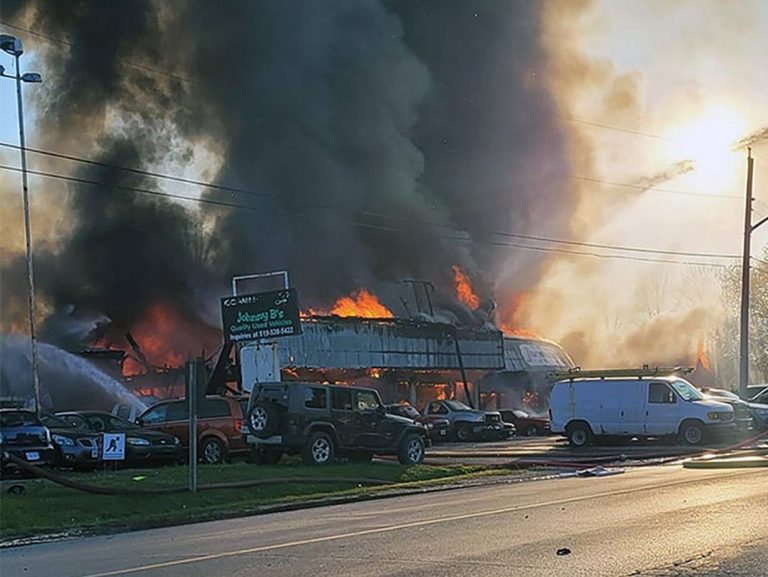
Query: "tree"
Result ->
[[715, 249, 768, 387]]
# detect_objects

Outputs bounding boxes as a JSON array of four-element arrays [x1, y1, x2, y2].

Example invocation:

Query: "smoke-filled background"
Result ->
[[1, 0, 767, 390]]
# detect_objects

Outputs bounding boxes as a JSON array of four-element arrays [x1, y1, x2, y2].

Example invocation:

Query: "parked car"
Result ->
[[498, 409, 550, 437], [749, 386, 768, 404], [0, 409, 55, 473], [422, 399, 512, 442], [55, 411, 182, 466], [699, 388, 755, 433], [385, 403, 450, 442], [245, 382, 429, 465], [550, 376, 735, 447], [40, 414, 101, 469], [137, 396, 249, 464], [744, 384, 768, 400]]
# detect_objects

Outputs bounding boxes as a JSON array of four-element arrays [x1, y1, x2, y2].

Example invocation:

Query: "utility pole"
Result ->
[[739, 148, 755, 399]]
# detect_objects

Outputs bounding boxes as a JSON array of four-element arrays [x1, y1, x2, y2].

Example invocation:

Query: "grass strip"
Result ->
[[0, 461, 509, 541]]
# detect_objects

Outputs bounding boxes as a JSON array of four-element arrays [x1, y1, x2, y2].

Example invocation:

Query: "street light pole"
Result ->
[[1, 35, 43, 417]]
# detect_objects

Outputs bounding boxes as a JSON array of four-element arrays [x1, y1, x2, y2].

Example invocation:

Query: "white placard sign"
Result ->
[[102, 433, 126, 461]]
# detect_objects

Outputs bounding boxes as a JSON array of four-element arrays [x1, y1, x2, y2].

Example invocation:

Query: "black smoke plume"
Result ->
[[1, 1, 574, 344]]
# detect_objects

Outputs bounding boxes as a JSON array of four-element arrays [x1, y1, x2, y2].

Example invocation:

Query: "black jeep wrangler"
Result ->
[[245, 382, 428, 466]]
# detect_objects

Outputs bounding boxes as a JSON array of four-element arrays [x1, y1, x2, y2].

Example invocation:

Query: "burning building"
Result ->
[[238, 315, 574, 413]]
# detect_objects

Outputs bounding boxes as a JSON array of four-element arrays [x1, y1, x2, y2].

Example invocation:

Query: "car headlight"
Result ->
[[52, 434, 75, 447], [707, 411, 733, 421], [126, 437, 150, 446], [173, 437, 181, 445], [754, 409, 768, 418]]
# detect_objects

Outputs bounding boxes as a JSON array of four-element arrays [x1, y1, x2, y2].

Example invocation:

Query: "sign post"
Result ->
[[186, 359, 200, 493]]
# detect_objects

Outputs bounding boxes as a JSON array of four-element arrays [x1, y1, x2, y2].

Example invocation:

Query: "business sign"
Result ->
[[221, 288, 302, 343], [102, 433, 126, 461]]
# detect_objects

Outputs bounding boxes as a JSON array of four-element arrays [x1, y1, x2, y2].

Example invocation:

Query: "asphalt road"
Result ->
[[3, 466, 766, 577]]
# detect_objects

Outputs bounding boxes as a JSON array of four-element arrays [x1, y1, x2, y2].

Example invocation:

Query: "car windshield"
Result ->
[[444, 400, 472, 411], [671, 380, 704, 401], [41, 415, 73, 428], [0, 411, 40, 428], [85, 413, 141, 432], [400, 406, 419, 418], [705, 389, 740, 400]]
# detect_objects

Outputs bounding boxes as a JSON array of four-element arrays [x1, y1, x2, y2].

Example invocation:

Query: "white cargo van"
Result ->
[[550, 375, 735, 447]]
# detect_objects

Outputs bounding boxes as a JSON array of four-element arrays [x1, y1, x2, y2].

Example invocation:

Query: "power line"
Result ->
[[0, 163, 737, 269], [0, 20, 200, 86], [0, 141, 274, 202], [571, 174, 741, 200], [0, 156, 742, 260], [560, 115, 673, 141]]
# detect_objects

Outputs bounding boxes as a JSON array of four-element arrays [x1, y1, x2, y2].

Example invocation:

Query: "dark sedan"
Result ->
[[55, 411, 182, 466], [41, 414, 102, 469], [0, 409, 55, 473], [499, 409, 550, 437], [385, 403, 451, 442]]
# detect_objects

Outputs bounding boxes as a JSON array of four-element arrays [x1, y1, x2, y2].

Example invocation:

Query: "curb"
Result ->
[[683, 457, 768, 469]]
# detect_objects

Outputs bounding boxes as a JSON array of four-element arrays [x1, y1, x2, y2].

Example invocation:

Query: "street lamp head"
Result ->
[[0, 34, 23, 56], [21, 72, 42, 83]]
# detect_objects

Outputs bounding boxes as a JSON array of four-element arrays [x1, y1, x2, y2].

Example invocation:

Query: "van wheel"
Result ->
[[302, 431, 335, 465], [679, 421, 705, 446], [566, 422, 593, 448], [247, 401, 280, 438], [200, 437, 226, 464]]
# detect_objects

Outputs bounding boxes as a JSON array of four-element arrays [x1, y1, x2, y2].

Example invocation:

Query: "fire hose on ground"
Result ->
[[3, 453, 393, 495]]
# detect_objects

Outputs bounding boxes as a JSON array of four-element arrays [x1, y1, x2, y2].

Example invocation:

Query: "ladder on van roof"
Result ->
[[548, 366, 694, 381]]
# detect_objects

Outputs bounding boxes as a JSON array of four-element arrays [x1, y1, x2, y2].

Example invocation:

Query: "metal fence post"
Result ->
[[187, 360, 198, 493]]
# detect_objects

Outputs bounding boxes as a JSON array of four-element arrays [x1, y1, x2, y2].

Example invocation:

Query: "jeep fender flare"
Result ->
[[395, 426, 427, 447], [303, 422, 339, 447]]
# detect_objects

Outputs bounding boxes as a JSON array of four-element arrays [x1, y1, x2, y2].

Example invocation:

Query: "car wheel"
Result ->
[[525, 425, 539, 437], [247, 401, 280, 438], [200, 437, 226, 464], [679, 421, 705, 446], [302, 431, 334, 466], [398, 434, 425, 465], [566, 422, 593, 448], [455, 424, 473, 442]]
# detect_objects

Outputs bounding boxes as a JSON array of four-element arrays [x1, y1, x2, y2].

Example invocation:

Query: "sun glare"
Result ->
[[665, 105, 746, 187]]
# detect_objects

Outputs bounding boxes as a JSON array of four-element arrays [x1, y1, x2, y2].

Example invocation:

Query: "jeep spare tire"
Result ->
[[397, 433, 425, 465], [247, 401, 280, 438]]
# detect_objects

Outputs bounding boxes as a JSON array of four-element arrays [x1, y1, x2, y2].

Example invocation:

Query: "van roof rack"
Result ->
[[548, 366, 694, 381]]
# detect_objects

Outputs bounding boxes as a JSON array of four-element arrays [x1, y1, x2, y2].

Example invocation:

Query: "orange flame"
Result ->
[[94, 302, 220, 377], [696, 339, 711, 371], [305, 289, 393, 319], [497, 293, 539, 338], [452, 265, 480, 310]]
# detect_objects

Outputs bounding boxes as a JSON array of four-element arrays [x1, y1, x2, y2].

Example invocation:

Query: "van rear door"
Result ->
[[644, 381, 680, 435]]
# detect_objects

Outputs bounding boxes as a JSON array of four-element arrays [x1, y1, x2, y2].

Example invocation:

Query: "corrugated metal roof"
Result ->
[[245, 317, 506, 370]]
